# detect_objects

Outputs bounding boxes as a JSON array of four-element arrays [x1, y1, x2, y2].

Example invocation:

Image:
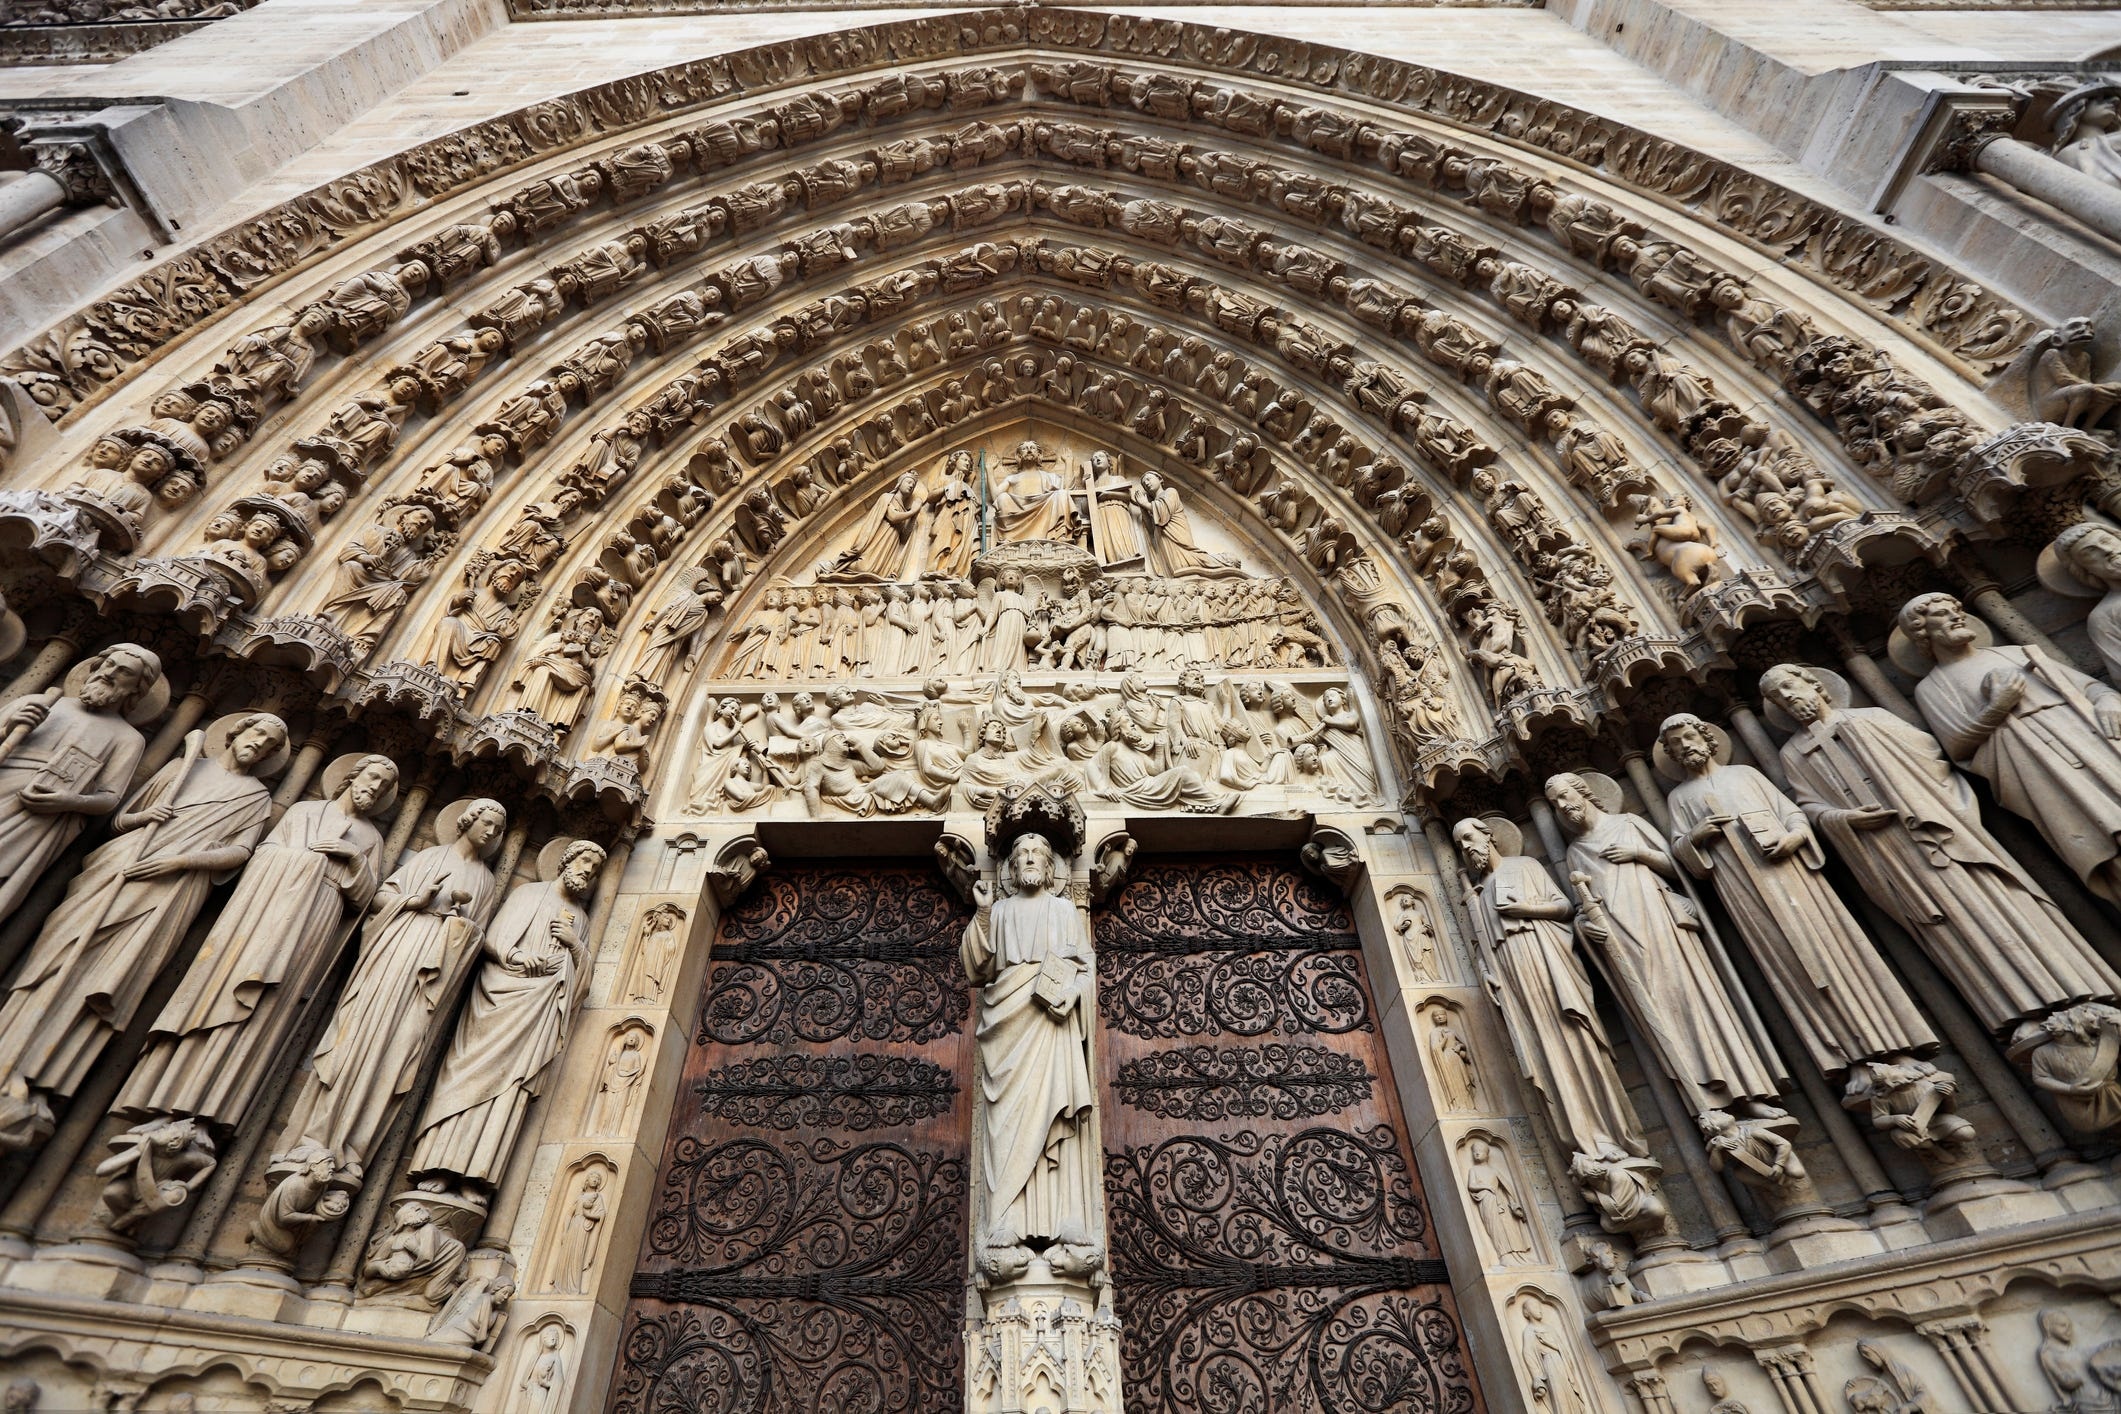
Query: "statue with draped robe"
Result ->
[[0, 712, 283, 1151], [1659, 714, 1936, 1077], [117, 753, 397, 1136], [409, 839, 604, 1188], [1762, 663, 2121, 1033], [0, 643, 162, 926], [1454, 815, 1646, 1164], [960, 831, 1099, 1262], [268, 798, 506, 1192], [1899, 592, 2121, 909], [1130, 472, 1243, 578], [1545, 771, 1786, 1116]]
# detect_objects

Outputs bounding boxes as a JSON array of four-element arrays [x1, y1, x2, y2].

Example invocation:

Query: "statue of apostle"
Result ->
[[1658, 714, 1936, 1078], [1544, 772, 1786, 1117], [116, 753, 398, 1136], [0, 712, 284, 1151], [0, 643, 164, 924], [1761, 664, 2121, 1035], [408, 838, 605, 1190], [1453, 816, 1647, 1164], [1898, 592, 2121, 908], [267, 798, 506, 1193], [959, 831, 1100, 1264]]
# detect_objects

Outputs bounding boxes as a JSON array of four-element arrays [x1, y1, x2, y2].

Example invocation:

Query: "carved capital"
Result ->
[[1923, 101, 2020, 175], [29, 138, 119, 207]]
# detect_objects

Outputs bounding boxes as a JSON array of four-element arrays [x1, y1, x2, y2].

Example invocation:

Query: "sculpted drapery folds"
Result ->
[[1658, 714, 1937, 1078], [1452, 816, 1649, 1171], [1898, 593, 2121, 909], [1760, 664, 2121, 1035], [409, 838, 605, 1189], [1544, 772, 1785, 1117], [0, 645, 162, 931], [117, 753, 399, 1136], [0, 711, 285, 1153], [960, 831, 1100, 1264], [265, 797, 506, 1201]]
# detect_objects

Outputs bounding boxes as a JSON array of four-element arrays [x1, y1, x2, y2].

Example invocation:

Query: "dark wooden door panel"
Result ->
[[609, 865, 974, 1414], [1095, 857, 1485, 1414]]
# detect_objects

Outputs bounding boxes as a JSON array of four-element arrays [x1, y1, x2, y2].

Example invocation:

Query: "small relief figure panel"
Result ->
[[1094, 856, 1486, 1414], [605, 865, 973, 1414]]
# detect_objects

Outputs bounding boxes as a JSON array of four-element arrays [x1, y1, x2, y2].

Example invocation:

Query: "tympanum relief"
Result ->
[[676, 429, 1380, 818]]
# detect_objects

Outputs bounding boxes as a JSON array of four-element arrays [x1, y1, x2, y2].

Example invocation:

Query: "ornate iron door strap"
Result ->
[[609, 865, 973, 1414], [1096, 858, 1483, 1414]]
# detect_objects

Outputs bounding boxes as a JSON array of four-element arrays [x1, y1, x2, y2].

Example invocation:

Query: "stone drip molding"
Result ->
[[0, 6, 2043, 437]]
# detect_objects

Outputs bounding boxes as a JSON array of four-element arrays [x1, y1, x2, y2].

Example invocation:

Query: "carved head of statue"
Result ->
[[2041, 1311, 2076, 1343], [1759, 664, 1835, 728], [1657, 714, 1721, 777], [558, 840, 606, 896], [1543, 773, 1602, 833], [1895, 592, 1976, 661], [78, 644, 164, 715], [221, 712, 290, 775], [1451, 816, 1496, 874], [2055, 522, 2121, 591], [1008, 832, 1057, 894], [1179, 666, 1207, 697], [335, 754, 400, 817]]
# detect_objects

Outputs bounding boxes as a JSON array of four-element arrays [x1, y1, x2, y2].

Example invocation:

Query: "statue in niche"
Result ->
[[993, 440, 1079, 543], [117, 753, 397, 1137], [324, 502, 448, 657], [587, 680, 666, 770], [928, 450, 980, 579], [587, 1028, 648, 1133], [2035, 1309, 2089, 1412], [521, 1324, 569, 1414], [1463, 1136, 1534, 1262], [1518, 1292, 1597, 1414], [1132, 472, 1243, 578], [820, 471, 926, 581], [1897, 592, 2121, 908], [1628, 491, 1725, 590], [1704, 1371, 1750, 1414], [1453, 816, 1649, 1167], [1761, 664, 2121, 1037], [2041, 521, 2121, 681], [1544, 771, 1786, 1118], [266, 799, 506, 1199], [414, 552, 538, 689], [1657, 714, 1938, 1079], [960, 831, 1100, 1272], [510, 605, 614, 731], [1849, 1341, 1933, 1414], [409, 839, 605, 1191], [1086, 451, 1142, 565], [634, 571, 724, 683], [0, 712, 284, 1152], [0, 643, 162, 925], [551, 1165, 608, 1293]]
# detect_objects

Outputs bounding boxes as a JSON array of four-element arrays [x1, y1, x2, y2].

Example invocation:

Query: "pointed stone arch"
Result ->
[[0, 5, 2083, 823]]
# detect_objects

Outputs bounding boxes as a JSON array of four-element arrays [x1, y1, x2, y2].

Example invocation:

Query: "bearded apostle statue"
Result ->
[[1657, 714, 1937, 1082], [117, 753, 399, 1137], [1543, 772, 1786, 1118], [0, 711, 284, 1152], [1896, 592, 2121, 908], [0, 643, 165, 925], [408, 838, 605, 1190], [1453, 816, 1652, 1183], [960, 830, 1101, 1272], [260, 797, 506, 1230]]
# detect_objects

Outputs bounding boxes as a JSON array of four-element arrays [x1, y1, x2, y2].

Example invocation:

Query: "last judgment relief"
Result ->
[[678, 424, 1381, 819]]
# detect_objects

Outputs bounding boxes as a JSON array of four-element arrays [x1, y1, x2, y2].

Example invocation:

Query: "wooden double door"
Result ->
[[607, 856, 1483, 1414]]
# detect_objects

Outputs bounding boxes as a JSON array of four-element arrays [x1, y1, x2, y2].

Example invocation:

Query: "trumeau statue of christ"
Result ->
[[960, 832, 1099, 1261]]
